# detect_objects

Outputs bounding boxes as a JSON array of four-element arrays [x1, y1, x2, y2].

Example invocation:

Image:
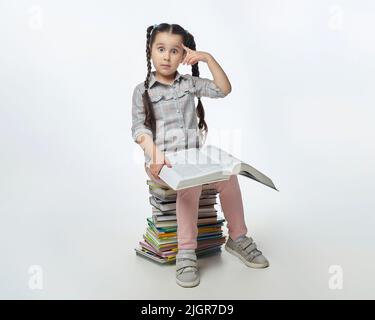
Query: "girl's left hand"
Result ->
[[181, 44, 211, 65]]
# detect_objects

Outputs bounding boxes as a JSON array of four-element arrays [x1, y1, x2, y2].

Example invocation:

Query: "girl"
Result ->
[[131, 23, 269, 288]]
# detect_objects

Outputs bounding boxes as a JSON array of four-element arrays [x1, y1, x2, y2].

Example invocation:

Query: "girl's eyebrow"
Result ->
[[155, 42, 180, 48]]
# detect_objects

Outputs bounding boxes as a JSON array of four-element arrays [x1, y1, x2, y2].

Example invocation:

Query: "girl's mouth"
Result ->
[[161, 65, 171, 68]]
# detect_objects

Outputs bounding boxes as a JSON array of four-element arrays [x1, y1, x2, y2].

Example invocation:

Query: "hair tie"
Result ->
[[185, 29, 189, 34], [153, 24, 158, 29]]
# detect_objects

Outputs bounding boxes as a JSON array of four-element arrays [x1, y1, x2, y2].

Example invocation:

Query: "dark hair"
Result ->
[[142, 23, 208, 144]]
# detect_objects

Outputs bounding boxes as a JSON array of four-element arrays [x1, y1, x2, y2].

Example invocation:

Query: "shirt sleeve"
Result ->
[[131, 86, 153, 142], [191, 76, 228, 98]]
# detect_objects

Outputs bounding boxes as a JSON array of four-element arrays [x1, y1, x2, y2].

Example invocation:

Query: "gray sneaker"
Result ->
[[175, 250, 200, 288], [225, 236, 269, 268]]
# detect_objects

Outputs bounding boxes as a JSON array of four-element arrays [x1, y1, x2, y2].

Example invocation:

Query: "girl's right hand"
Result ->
[[150, 154, 172, 180]]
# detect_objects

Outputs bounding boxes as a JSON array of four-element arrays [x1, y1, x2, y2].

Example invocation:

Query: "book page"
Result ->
[[161, 146, 278, 191], [239, 163, 278, 190], [159, 146, 279, 191], [200, 145, 242, 173], [164, 148, 223, 179], [165, 147, 210, 165]]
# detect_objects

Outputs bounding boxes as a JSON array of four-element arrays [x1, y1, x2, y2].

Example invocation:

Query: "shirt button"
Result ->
[[177, 110, 180, 113], [180, 125, 183, 128]]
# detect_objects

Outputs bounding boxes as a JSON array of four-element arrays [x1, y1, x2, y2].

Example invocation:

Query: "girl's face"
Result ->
[[151, 32, 186, 76]]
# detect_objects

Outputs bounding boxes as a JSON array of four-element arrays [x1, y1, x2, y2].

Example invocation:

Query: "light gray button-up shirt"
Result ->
[[131, 70, 227, 166]]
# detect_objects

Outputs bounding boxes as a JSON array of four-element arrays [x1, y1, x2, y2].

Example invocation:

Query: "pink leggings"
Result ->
[[145, 164, 248, 249]]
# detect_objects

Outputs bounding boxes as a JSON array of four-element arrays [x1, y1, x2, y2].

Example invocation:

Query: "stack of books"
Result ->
[[135, 179, 227, 264]]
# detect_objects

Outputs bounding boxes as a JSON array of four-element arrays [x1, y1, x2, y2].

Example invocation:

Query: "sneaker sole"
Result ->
[[176, 277, 200, 288], [225, 245, 269, 268]]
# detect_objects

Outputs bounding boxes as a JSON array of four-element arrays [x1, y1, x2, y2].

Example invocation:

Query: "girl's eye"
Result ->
[[157, 48, 178, 54]]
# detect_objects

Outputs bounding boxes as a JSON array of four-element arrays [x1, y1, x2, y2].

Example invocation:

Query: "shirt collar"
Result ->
[[149, 70, 183, 88]]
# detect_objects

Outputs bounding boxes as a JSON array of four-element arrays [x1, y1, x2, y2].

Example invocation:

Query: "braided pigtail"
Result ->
[[184, 31, 208, 146]]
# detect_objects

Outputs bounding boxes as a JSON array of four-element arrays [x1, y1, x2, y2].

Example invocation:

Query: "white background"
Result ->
[[0, 0, 374, 299]]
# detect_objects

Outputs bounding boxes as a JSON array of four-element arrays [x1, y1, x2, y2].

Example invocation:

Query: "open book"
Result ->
[[158, 145, 279, 191]]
